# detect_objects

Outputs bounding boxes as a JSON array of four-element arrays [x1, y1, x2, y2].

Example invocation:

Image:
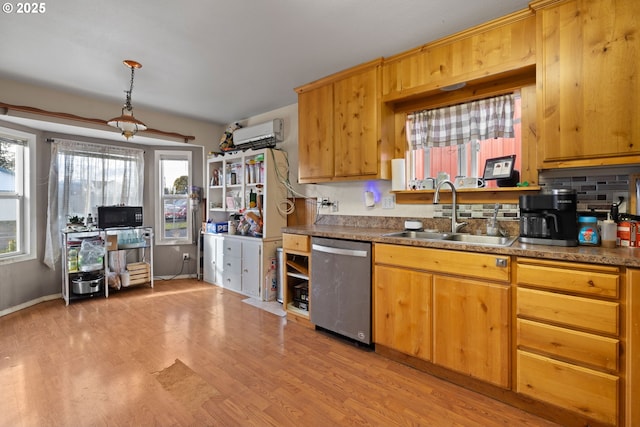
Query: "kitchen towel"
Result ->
[[391, 158, 406, 191]]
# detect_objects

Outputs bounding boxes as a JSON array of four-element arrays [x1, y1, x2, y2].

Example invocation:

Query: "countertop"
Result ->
[[282, 224, 640, 268]]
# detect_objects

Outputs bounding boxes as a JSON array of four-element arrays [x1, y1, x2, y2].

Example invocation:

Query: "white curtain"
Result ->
[[406, 94, 515, 149], [44, 139, 144, 269]]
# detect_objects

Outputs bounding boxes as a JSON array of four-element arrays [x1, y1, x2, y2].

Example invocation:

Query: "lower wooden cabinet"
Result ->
[[433, 275, 510, 388], [373, 244, 511, 388], [373, 265, 432, 361], [517, 351, 619, 426], [515, 257, 622, 426], [282, 233, 313, 327]]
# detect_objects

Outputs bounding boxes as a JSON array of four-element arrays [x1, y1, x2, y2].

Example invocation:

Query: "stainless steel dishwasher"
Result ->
[[310, 237, 372, 345]]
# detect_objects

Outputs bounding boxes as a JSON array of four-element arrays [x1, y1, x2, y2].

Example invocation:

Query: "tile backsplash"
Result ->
[[433, 203, 519, 220], [539, 174, 629, 212], [433, 166, 640, 220]]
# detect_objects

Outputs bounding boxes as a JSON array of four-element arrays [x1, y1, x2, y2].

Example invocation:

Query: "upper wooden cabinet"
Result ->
[[296, 59, 394, 184], [533, 0, 640, 167], [382, 10, 536, 102]]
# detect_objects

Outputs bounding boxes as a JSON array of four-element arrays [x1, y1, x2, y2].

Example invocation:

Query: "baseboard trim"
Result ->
[[0, 293, 61, 317], [153, 274, 197, 281]]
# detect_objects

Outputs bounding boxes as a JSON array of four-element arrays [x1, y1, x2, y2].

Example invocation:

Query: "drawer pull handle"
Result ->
[[588, 280, 595, 287]]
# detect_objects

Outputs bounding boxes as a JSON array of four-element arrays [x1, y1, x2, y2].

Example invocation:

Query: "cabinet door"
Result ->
[[374, 265, 432, 361], [298, 84, 334, 182], [433, 275, 511, 388], [333, 65, 379, 178], [202, 234, 217, 284], [241, 240, 261, 298], [537, 0, 640, 164]]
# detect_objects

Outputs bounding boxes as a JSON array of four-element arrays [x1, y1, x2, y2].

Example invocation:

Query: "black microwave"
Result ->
[[98, 206, 143, 229]]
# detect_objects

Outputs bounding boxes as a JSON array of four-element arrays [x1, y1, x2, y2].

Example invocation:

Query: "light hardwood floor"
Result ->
[[0, 279, 560, 427]]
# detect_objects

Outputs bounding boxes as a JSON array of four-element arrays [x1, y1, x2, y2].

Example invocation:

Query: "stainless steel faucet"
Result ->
[[433, 179, 467, 233]]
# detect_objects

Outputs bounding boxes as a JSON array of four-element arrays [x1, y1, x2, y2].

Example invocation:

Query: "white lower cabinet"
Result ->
[[241, 239, 261, 298], [202, 233, 278, 300], [202, 233, 220, 284]]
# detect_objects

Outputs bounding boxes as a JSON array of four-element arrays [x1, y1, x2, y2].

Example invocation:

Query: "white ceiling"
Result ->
[[0, 0, 530, 126]]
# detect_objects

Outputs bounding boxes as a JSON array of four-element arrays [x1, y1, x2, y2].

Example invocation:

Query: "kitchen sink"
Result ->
[[442, 233, 518, 247], [382, 230, 517, 247], [382, 230, 452, 240]]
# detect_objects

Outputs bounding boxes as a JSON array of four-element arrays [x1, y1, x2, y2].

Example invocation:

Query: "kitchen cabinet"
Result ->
[[433, 275, 510, 388], [296, 58, 394, 183], [515, 257, 622, 426], [373, 244, 511, 387], [205, 235, 277, 300], [297, 84, 334, 181], [532, 0, 640, 168], [373, 264, 432, 361], [240, 239, 261, 298], [381, 11, 536, 101], [282, 233, 313, 328], [202, 233, 221, 285]]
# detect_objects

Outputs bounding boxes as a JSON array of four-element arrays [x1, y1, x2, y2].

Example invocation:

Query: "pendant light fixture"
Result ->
[[107, 60, 147, 139]]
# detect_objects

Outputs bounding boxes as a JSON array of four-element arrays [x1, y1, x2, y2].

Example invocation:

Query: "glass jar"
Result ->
[[578, 216, 600, 246]]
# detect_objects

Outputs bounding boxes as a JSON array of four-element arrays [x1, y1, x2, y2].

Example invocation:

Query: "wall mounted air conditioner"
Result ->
[[233, 118, 283, 150]]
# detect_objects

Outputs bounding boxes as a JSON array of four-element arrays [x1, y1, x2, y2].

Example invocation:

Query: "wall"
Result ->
[[241, 103, 435, 222], [0, 77, 223, 315]]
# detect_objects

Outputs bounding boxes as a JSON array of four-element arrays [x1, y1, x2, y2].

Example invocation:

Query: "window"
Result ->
[[0, 129, 35, 263], [406, 93, 521, 188], [44, 139, 144, 269], [155, 150, 192, 245]]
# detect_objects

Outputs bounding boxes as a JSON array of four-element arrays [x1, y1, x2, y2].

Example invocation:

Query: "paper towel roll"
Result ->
[[391, 158, 406, 191]]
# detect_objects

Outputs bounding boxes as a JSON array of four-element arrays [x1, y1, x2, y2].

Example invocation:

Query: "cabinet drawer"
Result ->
[[517, 260, 619, 298], [222, 238, 242, 255], [517, 288, 619, 336], [517, 350, 619, 426], [517, 319, 619, 371], [283, 233, 310, 253], [375, 244, 510, 283]]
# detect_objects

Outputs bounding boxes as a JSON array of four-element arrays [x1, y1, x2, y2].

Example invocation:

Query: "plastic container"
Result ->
[[600, 215, 617, 248], [578, 216, 600, 246]]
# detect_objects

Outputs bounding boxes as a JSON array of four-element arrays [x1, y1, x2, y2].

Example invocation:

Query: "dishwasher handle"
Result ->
[[312, 243, 368, 258]]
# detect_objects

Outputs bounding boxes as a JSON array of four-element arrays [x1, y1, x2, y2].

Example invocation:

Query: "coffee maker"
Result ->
[[519, 189, 578, 246]]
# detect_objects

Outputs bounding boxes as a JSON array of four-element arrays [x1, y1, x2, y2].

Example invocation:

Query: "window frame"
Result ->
[[405, 92, 521, 188], [0, 127, 36, 264], [155, 150, 192, 246]]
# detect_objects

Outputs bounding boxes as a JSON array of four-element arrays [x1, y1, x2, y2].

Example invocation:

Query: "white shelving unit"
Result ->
[[203, 148, 288, 301]]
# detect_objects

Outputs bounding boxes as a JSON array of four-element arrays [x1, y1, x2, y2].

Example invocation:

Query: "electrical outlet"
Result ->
[[182, 253, 190, 260], [382, 195, 395, 209], [332, 201, 339, 212]]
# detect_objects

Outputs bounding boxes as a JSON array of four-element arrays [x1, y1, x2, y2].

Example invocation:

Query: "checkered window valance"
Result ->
[[406, 94, 515, 149]]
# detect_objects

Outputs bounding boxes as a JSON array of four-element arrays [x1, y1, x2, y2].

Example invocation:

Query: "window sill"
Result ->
[[392, 186, 541, 205]]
